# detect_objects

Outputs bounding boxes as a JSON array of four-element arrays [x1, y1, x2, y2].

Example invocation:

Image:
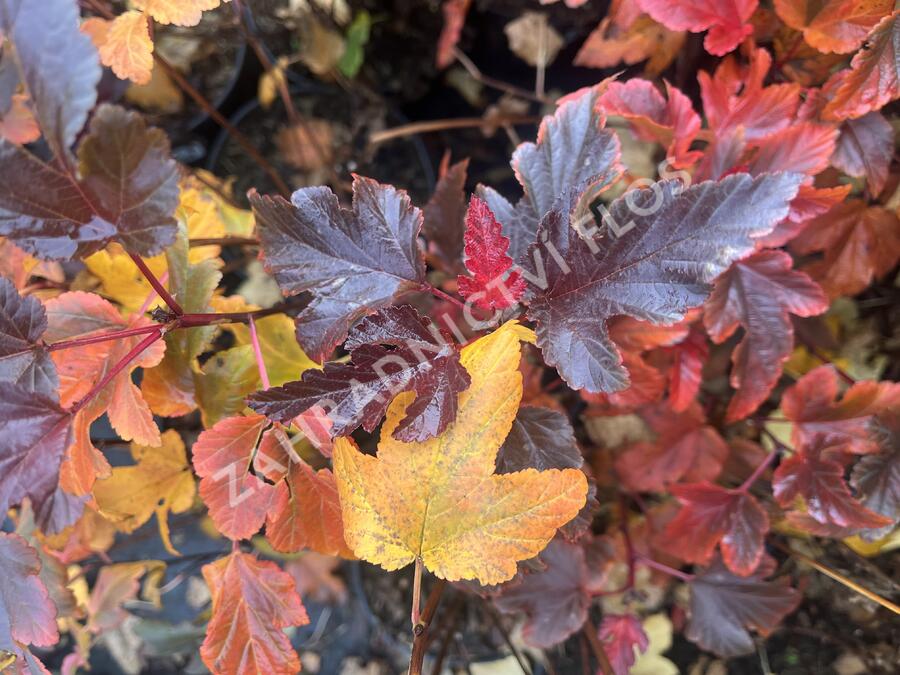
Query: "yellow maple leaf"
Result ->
[[333, 321, 588, 585], [99, 11, 154, 85], [93, 430, 196, 555], [133, 0, 226, 27]]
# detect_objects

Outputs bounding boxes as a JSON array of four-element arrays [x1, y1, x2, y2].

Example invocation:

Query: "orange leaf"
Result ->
[[774, 0, 894, 54], [0, 93, 40, 144], [133, 0, 224, 27], [98, 11, 154, 85], [266, 457, 354, 558], [201, 550, 309, 675], [192, 414, 276, 541]]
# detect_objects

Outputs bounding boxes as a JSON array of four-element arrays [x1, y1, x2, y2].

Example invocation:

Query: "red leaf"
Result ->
[[831, 112, 894, 196], [663, 483, 769, 576], [615, 403, 728, 492], [457, 196, 526, 310], [493, 539, 593, 648], [435, 0, 471, 69], [596, 79, 702, 167], [686, 555, 800, 657], [791, 200, 900, 298], [250, 175, 427, 362], [746, 122, 838, 176], [598, 614, 649, 675], [192, 414, 276, 541], [773, 439, 891, 532], [638, 0, 757, 55], [704, 250, 829, 422], [201, 551, 309, 675], [822, 11, 900, 120], [781, 365, 900, 454], [666, 324, 708, 412]]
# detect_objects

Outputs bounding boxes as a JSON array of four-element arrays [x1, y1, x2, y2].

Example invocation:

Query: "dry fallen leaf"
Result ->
[[504, 12, 563, 68]]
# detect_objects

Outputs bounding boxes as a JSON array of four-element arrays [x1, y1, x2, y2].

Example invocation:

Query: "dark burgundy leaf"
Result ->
[[781, 365, 900, 454], [0, 0, 100, 161], [524, 172, 802, 393], [850, 412, 900, 539], [773, 439, 892, 532], [0, 105, 179, 260], [457, 196, 525, 310], [598, 614, 649, 675], [493, 538, 592, 648], [250, 175, 426, 362], [0, 277, 57, 397], [686, 555, 800, 658], [423, 156, 468, 272], [663, 483, 769, 576], [248, 305, 470, 442], [0, 382, 73, 533], [496, 406, 582, 473], [478, 86, 621, 261], [704, 250, 828, 422], [831, 112, 893, 196]]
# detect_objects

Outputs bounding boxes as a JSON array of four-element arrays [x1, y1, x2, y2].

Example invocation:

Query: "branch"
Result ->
[[408, 577, 447, 675], [582, 620, 615, 675], [129, 253, 184, 316]]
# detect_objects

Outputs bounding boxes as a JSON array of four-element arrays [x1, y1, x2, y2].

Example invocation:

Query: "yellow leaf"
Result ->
[[187, 170, 255, 238], [229, 313, 320, 387], [196, 344, 260, 427], [126, 63, 184, 113], [99, 11, 154, 85], [85, 244, 167, 314], [333, 321, 588, 585], [631, 614, 678, 675], [93, 430, 196, 555], [133, 0, 225, 27], [259, 57, 288, 109]]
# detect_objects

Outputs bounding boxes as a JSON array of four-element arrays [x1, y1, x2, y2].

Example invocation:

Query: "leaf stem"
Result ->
[[47, 323, 166, 352], [582, 620, 615, 675], [189, 236, 259, 248], [129, 253, 184, 316], [422, 283, 467, 310], [737, 446, 779, 494], [370, 115, 538, 145], [68, 327, 164, 416], [636, 554, 694, 582], [411, 557, 423, 628], [249, 315, 270, 390]]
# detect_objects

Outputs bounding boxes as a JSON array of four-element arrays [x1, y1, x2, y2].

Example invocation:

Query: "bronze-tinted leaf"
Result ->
[[251, 175, 426, 361]]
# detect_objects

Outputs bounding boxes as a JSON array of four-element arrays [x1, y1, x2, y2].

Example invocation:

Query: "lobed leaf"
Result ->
[[0, 277, 57, 397]]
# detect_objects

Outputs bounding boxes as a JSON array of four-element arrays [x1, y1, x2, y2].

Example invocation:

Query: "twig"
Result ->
[[636, 555, 694, 582], [805, 343, 856, 386], [485, 603, 531, 675], [189, 236, 259, 248], [582, 620, 615, 675], [370, 116, 537, 145], [408, 578, 447, 675], [47, 323, 166, 352], [422, 283, 467, 310], [68, 328, 164, 415], [129, 253, 183, 316], [778, 543, 900, 615], [411, 557, 424, 627], [451, 48, 551, 104], [737, 446, 779, 493]]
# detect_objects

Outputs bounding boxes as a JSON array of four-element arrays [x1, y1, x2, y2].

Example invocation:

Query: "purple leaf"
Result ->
[[0, 382, 73, 533], [686, 555, 800, 658], [831, 111, 894, 196], [478, 86, 621, 261], [423, 157, 469, 273], [496, 406, 582, 473], [248, 305, 470, 442], [0, 105, 179, 260], [250, 175, 427, 362], [523, 172, 803, 393], [0, 277, 57, 397], [851, 412, 900, 540]]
